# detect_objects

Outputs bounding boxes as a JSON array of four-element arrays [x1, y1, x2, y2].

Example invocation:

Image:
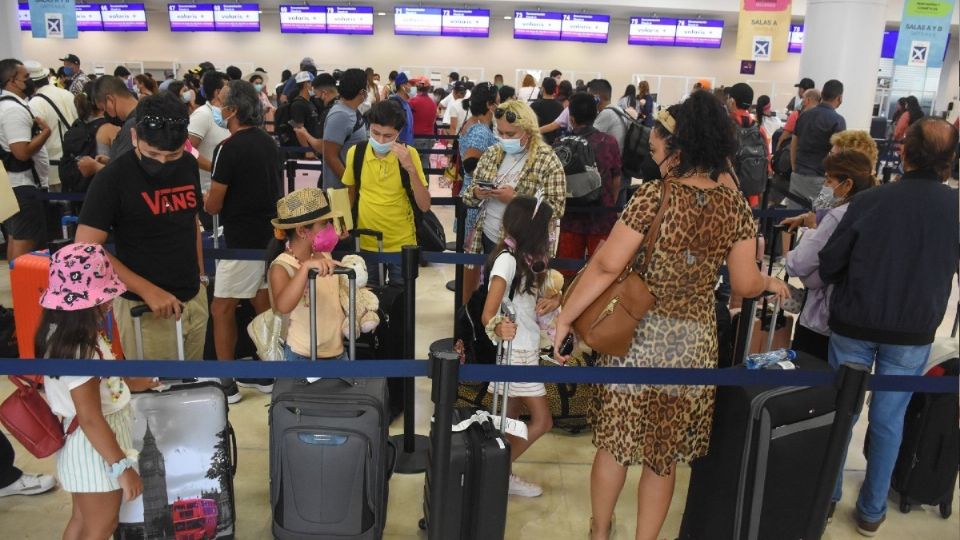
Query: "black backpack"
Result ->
[[609, 107, 656, 181], [552, 128, 602, 206], [734, 118, 769, 196], [273, 96, 309, 147], [455, 250, 519, 364], [59, 117, 107, 193]]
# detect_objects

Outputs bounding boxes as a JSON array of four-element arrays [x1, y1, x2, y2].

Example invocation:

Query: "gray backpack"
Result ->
[[735, 118, 769, 197], [552, 128, 602, 206]]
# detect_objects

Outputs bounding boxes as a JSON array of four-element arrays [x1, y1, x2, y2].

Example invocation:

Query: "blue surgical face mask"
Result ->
[[499, 136, 524, 155], [254, 83, 264, 93], [211, 104, 227, 129], [63, 66, 74, 76], [369, 135, 396, 155]]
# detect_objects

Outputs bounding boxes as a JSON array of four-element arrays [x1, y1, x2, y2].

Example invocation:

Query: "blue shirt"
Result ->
[[389, 95, 415, 145]]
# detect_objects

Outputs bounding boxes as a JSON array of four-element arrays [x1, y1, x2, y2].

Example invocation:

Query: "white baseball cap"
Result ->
[[294, 71, 314, 84]]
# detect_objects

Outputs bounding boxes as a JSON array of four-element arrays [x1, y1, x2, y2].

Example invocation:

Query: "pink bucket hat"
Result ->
[[40, 243, 126, 311]]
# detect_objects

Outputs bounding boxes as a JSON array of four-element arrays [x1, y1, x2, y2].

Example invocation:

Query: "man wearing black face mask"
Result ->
[[76, 92, 208, 364], [77, 76, 140, 177], [0, 58, 52, 261]]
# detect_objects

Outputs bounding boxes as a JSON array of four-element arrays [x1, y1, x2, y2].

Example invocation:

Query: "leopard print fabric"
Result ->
[[590, 180, 756, 476]]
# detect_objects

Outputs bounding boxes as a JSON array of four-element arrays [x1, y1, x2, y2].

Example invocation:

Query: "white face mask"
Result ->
[[813, 185, 836, 210]]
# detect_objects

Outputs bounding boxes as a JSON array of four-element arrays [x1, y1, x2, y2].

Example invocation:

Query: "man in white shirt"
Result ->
[[188, 70, 231, 192], [0, 59, 52, 260], [27, 61, 78, 191], [443, 82, 469, 135]]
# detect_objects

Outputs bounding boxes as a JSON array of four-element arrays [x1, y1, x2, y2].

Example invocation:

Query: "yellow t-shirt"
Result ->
[[271, 253, 345, 359], [341, 144, 427, 252]]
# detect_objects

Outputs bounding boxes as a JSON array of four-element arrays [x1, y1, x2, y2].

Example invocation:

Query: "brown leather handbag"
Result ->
[[563, 180, 672, 356]]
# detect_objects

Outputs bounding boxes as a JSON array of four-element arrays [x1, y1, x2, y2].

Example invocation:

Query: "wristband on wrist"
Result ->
[[109, 457, 136, 479], [484, 314, 505, 343]]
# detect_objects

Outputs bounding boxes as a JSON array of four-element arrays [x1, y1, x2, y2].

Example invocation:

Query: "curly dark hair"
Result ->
[[653, 90, 736, 180]]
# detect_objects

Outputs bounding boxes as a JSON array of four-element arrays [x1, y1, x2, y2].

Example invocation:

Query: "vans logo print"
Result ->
[[141, 186, 198, 215]]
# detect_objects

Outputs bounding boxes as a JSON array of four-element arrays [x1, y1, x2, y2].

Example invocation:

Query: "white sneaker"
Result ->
[[0, 473, 56, 497], [237, 379, 274, 394], [508, 474, 543, 497]]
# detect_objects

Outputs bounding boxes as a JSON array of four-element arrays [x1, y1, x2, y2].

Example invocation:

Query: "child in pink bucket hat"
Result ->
[[40, 243, 126, 311], [38, 243, 158, 537]]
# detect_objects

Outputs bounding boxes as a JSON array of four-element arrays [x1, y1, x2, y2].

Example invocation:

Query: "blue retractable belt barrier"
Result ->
[[2, 359, 955, 393]]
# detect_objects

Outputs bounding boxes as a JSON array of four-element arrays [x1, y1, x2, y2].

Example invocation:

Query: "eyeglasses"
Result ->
[[137, 116, 189, 130], [494, 108, 517, 123]]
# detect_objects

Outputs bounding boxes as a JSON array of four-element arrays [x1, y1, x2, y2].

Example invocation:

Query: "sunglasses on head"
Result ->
[[137, 116, 189, 130], [494, 108, 517, 123]]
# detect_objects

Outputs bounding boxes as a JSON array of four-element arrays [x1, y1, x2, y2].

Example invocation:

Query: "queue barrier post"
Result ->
[[391, 245, 430, 474], [424, 349, 460, 539]]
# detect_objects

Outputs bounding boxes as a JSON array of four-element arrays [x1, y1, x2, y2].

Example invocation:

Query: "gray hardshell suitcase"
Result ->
[[269, 267, 394, 540]]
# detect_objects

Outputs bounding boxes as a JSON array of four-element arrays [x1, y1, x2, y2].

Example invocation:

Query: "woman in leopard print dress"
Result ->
[[556, 91, 790, 540]]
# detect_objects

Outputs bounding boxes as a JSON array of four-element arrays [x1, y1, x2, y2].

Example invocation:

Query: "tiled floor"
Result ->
[[0, 200, 957, 539]]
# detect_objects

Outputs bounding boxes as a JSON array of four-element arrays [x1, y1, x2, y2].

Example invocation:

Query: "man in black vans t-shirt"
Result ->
[[204, 80, 279, 402], [76, 93, 208, 362]]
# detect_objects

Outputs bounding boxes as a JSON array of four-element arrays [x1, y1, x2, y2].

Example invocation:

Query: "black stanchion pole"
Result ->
[[453, 198, 466, 315], [805, 365, 870, 539], [391, 245, 430, 474], [425, 350, 460, 538]]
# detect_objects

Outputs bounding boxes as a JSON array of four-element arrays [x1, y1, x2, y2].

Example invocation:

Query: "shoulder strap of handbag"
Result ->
[[636, 179, 672, 276]]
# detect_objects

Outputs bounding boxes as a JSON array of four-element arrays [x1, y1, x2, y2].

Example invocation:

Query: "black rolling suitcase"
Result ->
[[889, 356, 959, 519], [269, 267, 394, 540], [681, 297, 853, 540], [420, 300, 515, 539], [350, 228, 406, 420], [679, 352, 839, 540]]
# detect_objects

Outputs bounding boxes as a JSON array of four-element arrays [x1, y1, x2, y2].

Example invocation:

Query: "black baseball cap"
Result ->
[[794, 77, 815, 90], [728, 83, 754, 109], [59, 53, 80, 65]]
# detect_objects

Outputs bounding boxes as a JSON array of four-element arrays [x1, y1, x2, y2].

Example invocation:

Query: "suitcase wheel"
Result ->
[[940, 502, 952, 519], [418, 518, 427, 530], [899, 499, 911, 514]]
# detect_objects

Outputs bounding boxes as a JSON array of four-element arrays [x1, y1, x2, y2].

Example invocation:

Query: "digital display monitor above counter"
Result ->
[[213, 3, 260, 32], [441, 8, 489, 38], [881, 30, 898, 59], [560, 13, 610, 43], [76, 4, 104, 31], [674, 19, 724, 48], [100, 3, 148, 31], [279, 5, 326, 33], [788, 24, 804, 53], [18, 3, 31, 31], [169, 4, 216, 32], [326, 6, 374, 35], [394, 6, 442, 36], [513, 11, 563, 41], [628, 17, 678, 46]]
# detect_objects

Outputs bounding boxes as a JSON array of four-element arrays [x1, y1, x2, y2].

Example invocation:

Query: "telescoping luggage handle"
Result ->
[[130, 305, 185, 361], [308, 266, 357, 363], [490, 300, 517, 434], [739, 295, 782, 364], [351, 229, 385, 286]]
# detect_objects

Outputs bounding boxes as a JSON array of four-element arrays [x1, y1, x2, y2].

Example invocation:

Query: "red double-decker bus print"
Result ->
[[171, 498, 218, 540]]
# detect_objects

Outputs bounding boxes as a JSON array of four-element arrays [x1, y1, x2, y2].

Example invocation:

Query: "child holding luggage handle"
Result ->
[[38, 244, 159, 539], [265, 188, 349, 361], [481, 195, 559, 497]]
